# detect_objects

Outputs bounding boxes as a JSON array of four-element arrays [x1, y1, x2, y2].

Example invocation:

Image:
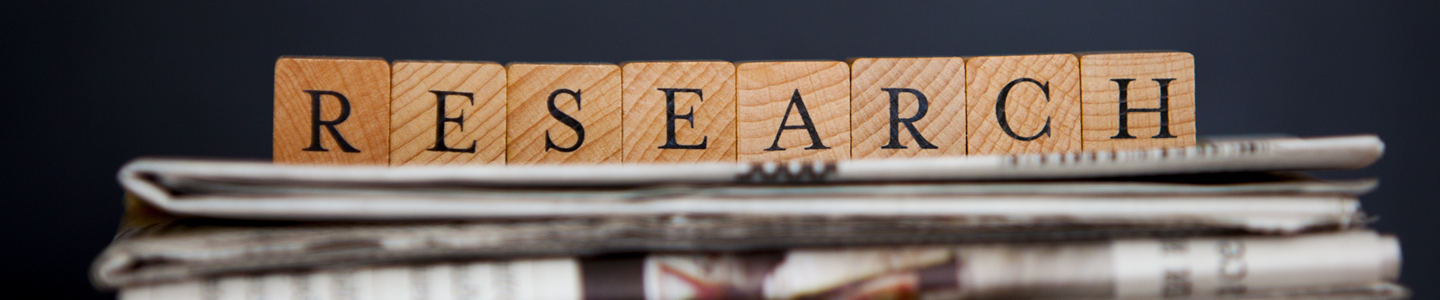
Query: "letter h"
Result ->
[[1110, 78, 1178, 139]]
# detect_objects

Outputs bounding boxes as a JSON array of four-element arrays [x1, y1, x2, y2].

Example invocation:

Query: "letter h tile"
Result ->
[[1079, 52, 1196, 150]]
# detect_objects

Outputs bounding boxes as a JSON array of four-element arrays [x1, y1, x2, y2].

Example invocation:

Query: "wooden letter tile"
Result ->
[[1080, 52, 1196, 150], [850, 57, 967, 159], [736, 61, 851, 162], [621, 61, 737, 163], [390, 61, 507, 166], [506, 63, 622, 165], [965, 54, 1081, 155], [274, 56, 390, 165]]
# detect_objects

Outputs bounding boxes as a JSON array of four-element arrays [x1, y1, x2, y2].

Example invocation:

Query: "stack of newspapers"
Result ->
[[93, 134, 1406, 300]]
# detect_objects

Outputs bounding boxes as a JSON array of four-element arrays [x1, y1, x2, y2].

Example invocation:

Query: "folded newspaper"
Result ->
[[97, 134, 1402, 299], [116, 231, 1404, 300]]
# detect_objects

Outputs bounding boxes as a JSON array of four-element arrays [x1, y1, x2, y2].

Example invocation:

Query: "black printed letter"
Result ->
[[657, 88, 707, 149], [544, 89, 585, 152], [765, 90, 830, 151], [1110, 78, 1178, 139], [301, 90, 360, 152], [426, 90, 477, 153], [994, 78, 1051, 141], [880, 88, 937, 149]]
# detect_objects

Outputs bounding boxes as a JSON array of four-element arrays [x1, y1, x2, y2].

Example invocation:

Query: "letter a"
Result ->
[[765, 90, 830, 151]]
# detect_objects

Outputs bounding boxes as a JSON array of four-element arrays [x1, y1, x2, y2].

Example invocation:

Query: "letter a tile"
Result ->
[[621, 61, 737, 163], [274, 56, 390, 165], [506, 63, 622, 165], [390, 61, 507, 166], [851, 57, 967, 159], [736, 61, 851, 162], [965, 54, 1082, 155], [1080, 52, 1196, 150]]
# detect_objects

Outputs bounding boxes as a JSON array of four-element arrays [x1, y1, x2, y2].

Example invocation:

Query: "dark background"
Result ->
[[4, 1, 1437, 298]]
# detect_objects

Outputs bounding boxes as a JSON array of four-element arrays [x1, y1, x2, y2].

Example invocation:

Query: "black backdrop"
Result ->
[[4, 1, 1437, 298]]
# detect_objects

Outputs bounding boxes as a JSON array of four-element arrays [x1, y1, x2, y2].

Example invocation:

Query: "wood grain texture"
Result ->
[[621, 61, 737, 163], [274, 56, 390, 165], [390, 61, 506, 166], [1080, 52, 1196, 150], [736, 61, 850, 162], [965, 54, 1081, 155], [506, 63, 622, 165], [850, 57, 967, 159]]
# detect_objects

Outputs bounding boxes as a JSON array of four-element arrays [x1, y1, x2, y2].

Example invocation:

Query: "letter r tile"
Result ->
[[850, 57, 967, 159], [1079, 52, 1196, 150], [965, 54, 1082, 155], [274, 56, 390, 165], [390, 61, 507, 166], [736, 61, 851, 162], [506, 63, 622, 165], [621, 61, 737, 163]]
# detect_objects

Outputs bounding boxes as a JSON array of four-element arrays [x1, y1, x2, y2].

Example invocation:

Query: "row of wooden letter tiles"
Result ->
[[274, 52, 1196, 166]]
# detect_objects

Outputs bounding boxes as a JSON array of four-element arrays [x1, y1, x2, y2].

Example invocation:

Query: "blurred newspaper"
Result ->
[[115, 231, 1404, 300], [95, 171, 1378, 288]]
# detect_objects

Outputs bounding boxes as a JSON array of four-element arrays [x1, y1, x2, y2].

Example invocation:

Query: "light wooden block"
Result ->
[[390, 61, 507, 166], [965, 54, 1081, 155], [506, 63, 622, 165], [850, 57, 967, 159], [736, 61, 851, 162], [274, 56, 390, 165], [621, 61, 737, 163], [1080, 52, 1196, 150]]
